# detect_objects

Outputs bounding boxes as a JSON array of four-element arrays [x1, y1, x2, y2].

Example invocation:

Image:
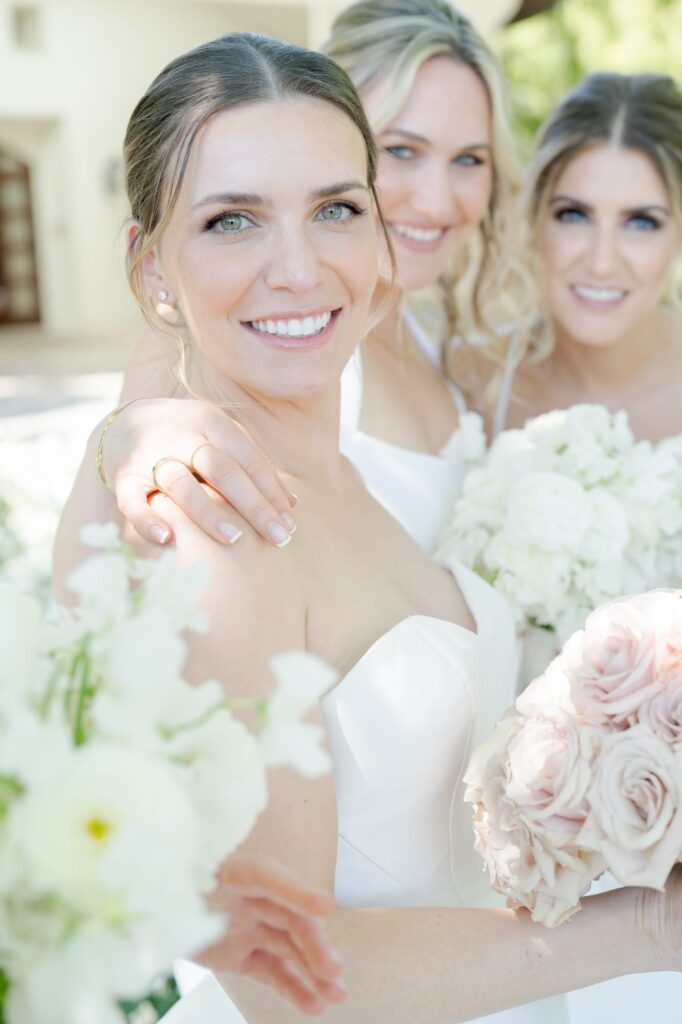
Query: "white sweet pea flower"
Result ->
[[138, 551, 210, 634], [0, 692, 71, 792], [260, 652, 336, 777], [67, 553, 132, 622], [164, 694, 268, 878], [80, 522, 124, 551], [0, 582, 43, 690]]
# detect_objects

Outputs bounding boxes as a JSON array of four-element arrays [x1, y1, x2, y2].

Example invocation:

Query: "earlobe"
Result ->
[[127, 220, 180, 324]]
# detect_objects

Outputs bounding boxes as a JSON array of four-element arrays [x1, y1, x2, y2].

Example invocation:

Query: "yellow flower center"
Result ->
[[85, 816, 112, 843]]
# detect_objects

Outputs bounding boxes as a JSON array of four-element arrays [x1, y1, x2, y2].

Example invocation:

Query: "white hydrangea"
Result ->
[[437, 404, 681, 644]]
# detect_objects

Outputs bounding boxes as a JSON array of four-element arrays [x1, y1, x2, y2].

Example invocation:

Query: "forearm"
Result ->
[[221, 887, 653, 1024], [52, 430, 120, 603]]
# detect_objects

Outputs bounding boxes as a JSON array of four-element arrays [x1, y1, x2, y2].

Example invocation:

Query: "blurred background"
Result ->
[[0, 0, 680, 584]]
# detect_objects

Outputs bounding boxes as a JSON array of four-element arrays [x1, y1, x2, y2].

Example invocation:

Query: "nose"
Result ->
[[410, 162, 457, 224], [586, 224, 620, 278], [263, 224, 324, 295]]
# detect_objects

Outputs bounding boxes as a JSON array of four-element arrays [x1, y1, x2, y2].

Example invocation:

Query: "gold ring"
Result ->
[[151, 455, 187, 492], [190, 441, 212, 478]]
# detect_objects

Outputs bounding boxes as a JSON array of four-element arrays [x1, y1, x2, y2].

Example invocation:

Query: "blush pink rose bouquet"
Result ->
[[465, 590, 682, 927]]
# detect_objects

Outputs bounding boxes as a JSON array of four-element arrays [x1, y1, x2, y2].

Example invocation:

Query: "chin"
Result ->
[[398, 261, 449, 292], [555, 315, 630, 349]]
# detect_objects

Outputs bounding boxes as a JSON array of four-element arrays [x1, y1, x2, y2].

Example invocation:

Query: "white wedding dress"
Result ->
[[165, 316, 568, 1022]]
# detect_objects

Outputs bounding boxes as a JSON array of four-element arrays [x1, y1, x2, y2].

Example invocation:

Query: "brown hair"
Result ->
[[124, 31, 393, 335], [525, 72, 682, 362]]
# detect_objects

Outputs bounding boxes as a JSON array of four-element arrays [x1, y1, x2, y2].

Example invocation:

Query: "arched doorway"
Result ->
[[0, 151, 40, 324]]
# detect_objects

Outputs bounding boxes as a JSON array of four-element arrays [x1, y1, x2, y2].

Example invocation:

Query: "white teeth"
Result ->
[[574, 285, 626, 303], [250, 310, 333, 338], [392, 223, 444, 243]]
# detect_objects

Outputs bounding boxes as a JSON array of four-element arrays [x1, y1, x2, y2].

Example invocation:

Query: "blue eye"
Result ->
[[384, 145, 414, 161], [555, 206, 588, 224], [626, 213, 661, 231], [317, 201, 364, 223], [453, 153, 484, 168], [205, 211, 252, 234]]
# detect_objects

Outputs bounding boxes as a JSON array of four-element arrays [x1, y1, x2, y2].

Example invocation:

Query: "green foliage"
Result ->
[[119, 974, 180, 1023], [498, 0, 682, 155]]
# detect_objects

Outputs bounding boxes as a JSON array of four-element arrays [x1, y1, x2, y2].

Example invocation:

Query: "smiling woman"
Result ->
[[52, 31, 682, 1024], [505, 72, 682, 442]]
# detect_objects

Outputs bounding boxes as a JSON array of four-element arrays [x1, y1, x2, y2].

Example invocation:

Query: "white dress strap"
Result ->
[[401, 307, 468, 417]]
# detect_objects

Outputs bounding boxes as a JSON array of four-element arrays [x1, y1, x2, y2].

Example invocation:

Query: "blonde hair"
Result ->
[[323, 0, 535, 389], [524, 71, 682, 365]]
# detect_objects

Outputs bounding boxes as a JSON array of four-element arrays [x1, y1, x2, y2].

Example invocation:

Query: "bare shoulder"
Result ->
[[143, 492, 306, 696]]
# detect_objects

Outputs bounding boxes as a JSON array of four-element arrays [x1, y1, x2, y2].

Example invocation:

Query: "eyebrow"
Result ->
[[192, 180, 369, 211], [550, 194, 671, 217], [381, 127, 491, 151]]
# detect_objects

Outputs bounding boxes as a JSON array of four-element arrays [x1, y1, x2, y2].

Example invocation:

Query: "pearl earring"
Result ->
[[158, 289, 169, 302]]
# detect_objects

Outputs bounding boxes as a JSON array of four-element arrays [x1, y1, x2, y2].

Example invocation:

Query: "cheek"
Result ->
[[455, 170, 493, 224], [628, 237, 679, 295], [375, 161, 409, 216], [538, 226, 582, 282]]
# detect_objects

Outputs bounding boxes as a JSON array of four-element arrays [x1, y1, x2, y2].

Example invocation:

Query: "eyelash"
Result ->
[[553, 206, 663, 231], [203, 200, 366, 235]]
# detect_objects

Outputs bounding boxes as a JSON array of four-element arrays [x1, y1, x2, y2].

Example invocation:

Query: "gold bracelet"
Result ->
[[95, 399, 138, 488]]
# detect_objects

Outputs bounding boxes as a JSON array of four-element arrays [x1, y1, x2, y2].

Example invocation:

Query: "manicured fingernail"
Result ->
[[150, 524, 171, 544], [281, 513, 297, 534], [329, 978, 347, 998], [268, 522, 291, 547], [328, 947, 343, 967], [218, 522, 243, 544], [287, 490, 299, 507]]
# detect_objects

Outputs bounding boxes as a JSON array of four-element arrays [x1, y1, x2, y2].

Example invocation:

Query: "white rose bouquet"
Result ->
[[0, 525, 333, 1024], [464, 590, 682, 927], [437, 404, 678, 645]]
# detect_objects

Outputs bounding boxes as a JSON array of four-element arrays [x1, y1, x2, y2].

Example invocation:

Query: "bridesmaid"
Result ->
[[484, 70, 682, 1024], [54, 0, 528, 574], [496, 71, 682, 439], [59, 30, 682, 1024]]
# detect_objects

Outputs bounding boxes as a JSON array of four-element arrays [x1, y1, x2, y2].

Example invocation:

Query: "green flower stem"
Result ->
[[161, 696, 266, 740], [0, 967, 8, 1023]]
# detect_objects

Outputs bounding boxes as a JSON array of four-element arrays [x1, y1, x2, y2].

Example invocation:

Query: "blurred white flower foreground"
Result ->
[[0, 524, 333, 1024]]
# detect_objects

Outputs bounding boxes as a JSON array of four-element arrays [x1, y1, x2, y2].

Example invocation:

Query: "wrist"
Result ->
[[92, 398, 139, 488]]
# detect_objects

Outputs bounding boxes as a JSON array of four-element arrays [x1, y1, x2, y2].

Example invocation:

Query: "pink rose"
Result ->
[[638, 683, 682, 747], [578, 725, 682, 889], [563, 599, 663, 726], [516, 654, 577, 719], [505, 712, 595, 842], [465, 714, 604, 927]]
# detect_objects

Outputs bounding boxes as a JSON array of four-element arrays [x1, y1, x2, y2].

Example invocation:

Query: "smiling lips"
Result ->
[[243, 307, 340, 348], [571, 284, 628, 308]]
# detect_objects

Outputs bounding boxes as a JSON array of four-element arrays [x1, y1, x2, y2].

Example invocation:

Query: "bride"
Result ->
[[56, 29, 682, 1024]]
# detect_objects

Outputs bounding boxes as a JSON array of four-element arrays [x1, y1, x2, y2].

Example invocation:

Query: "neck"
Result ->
[[551, 308, 673, 398], [364, 279, 405, 355], [185, 352, 344, 482]]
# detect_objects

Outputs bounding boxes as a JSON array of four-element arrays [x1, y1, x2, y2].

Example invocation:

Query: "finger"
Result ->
[[286, 912, 346, 981], [237, 898, 343, 981], [243, 951, 325, 1016], [148, 458, 246, 545], [218, 857, 335, 918], [191, 446, 296, 548], [205, 428, 298, 514], [116, 473, 173, 545]]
